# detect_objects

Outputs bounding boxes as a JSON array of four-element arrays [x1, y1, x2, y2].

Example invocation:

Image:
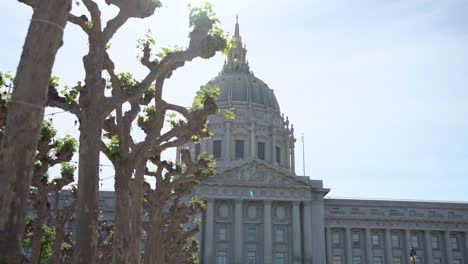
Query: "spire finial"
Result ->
[[235, 14, 240, 38]]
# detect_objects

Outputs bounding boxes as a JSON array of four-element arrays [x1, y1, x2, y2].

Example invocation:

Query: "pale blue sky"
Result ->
[[1, 0, 467, 201]]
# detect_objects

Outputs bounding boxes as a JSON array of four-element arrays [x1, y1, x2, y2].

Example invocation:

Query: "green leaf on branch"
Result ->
[[40, 120, 57, 140], [104, 136, 122, 163]]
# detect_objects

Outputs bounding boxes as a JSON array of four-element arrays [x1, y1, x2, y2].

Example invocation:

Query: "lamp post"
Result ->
[[409, 247, 417, 264]]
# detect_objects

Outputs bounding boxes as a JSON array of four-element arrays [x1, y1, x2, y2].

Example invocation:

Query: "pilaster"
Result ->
[[385, 229, 393, 264], [404, 229, 411, 264], [263, 200, 273, 264], [292, 201, 301, 264], [345, 228, 352, 264], [234, 199, 243, 264], [224, 121, 231, 161], [365, 228, 373, 264], [326, 227, 333, 264], [445, 231, 453, 264], [203, 198, 215, 263], [303, 201, 313, 263], [424, 230, 433, 264]]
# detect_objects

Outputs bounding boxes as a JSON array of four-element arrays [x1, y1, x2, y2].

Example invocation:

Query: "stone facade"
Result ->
[[190, 18, 468, 264]]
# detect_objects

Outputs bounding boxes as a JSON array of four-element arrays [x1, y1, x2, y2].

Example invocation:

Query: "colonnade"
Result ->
[[203, 198, 325, 264], [325, 227, 468, 264]]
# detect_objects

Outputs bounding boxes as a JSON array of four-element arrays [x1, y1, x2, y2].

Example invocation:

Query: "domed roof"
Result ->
[[205, 17, 280, 112], [207, 71, 280, 112]]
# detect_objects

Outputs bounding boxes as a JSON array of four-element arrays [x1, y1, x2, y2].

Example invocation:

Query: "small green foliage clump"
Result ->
[[59, 81, 82, 106], [23, 221, 56, 263], [40, 120, 57, 140], [55, 135, 78, 154], [104, 136, 121, 163], [137, 105, 156, 127], [191, 86, 219, 111], [61, 162, 76, 176]]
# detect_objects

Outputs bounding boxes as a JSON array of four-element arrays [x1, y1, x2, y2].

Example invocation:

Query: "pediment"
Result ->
[[204, 160, 310, 188]]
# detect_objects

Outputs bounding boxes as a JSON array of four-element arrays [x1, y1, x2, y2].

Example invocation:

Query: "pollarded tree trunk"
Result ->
[[0, 1, 71, 263], [30, 219, 45, 264], [73, 113, 104, 264], [50, 224, 65, 264], [129, 162, 145, 264], [112, 165, 133, 264]]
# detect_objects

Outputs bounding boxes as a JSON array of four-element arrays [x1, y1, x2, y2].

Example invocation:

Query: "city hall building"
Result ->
[[186, 19, 468, 264]]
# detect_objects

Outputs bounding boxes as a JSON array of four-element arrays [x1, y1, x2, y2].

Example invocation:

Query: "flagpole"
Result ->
[[302, 133, 305, 176]]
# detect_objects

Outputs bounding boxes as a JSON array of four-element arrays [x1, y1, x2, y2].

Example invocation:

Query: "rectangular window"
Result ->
[[213, 140, 222, 159], [235, 140, 244, 159], [372, 234, 380, 247], [451, 236, 458, 249], [392, 234, 400, 248], [411, 235, 419, 248], [352, 232, 361, 247], [247, 227, 257, 241], [247, 251, 256, 264], [333, 256, 342, 264], [275, 229, 285, 242], [433, 259, 441, 264], [393, 257, 402, 264], [453, 259, 462, 264], [257, 142, 265, 160], [352, 256, 362, 264], [217, 251, 228, 264], [332, 232, 341, 245], [195, 143, 201, 159], [373, 256, 383, 264], [274, 252, 285, 264], [219, 227, 227, 241], [275, 146, 281, 164], [431, 235, 439, 249]]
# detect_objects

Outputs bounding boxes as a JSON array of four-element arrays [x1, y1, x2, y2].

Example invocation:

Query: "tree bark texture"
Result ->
[[129, 162, 145, 264], [0, 0, 70, 263], [73, 114, 103, 264], [50, 224, 65, 264], [111, 166, 132, 264]]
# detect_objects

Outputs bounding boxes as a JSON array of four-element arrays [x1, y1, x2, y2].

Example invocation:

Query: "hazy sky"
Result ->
[[1, 0, 468, 201]]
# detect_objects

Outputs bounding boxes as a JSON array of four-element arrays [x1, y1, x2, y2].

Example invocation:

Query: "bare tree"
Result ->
[[0, 1, 71, 262]]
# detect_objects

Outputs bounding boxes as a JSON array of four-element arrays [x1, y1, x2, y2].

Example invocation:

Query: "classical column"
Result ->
[[292, 202, 302, 263], [465, 231, 468, 264], [286, 137, 291, 170], [224, 121, 231, 161], [272, 127, 277, 165], [310, 199, 326, 264], [291, 143, 296, 174], [263, 201, 273, 264], [365, 228, 373, 264], [251, 122, 255, 159], [385, 229, 393, 264], [345, 228, 352, 264], [445, 231, 453, 264], [234, 199, 243, 264], [203, 198, 215, 263], [424, 230, 433, 264], [326, 227, 333, 264], [404, 229, 411, 264], [303, 202, 313, 263]]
